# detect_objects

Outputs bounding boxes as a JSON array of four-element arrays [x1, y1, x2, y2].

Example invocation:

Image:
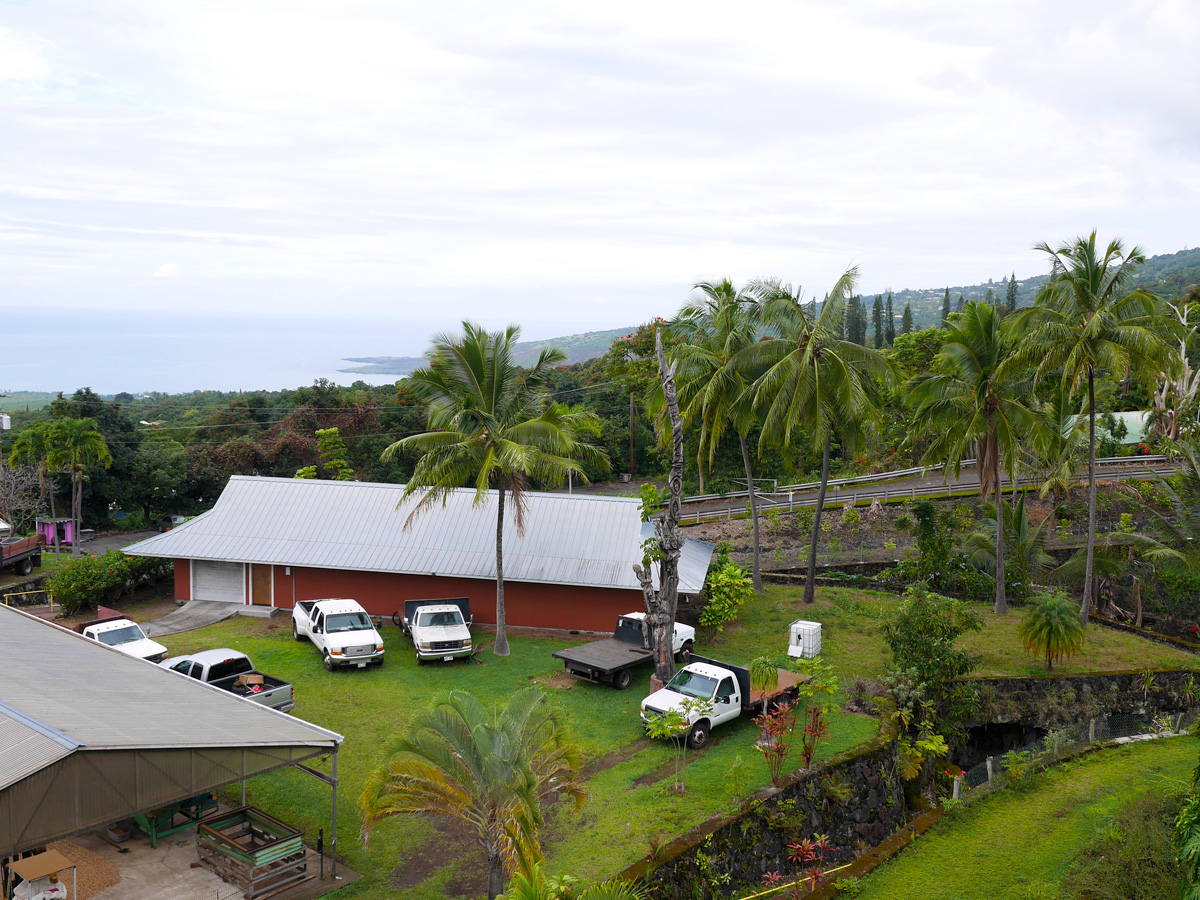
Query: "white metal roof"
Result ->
[[125, 476, 700, 592]]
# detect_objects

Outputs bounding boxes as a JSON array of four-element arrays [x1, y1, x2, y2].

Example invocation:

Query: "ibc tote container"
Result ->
[[788, 620, 822, 658]]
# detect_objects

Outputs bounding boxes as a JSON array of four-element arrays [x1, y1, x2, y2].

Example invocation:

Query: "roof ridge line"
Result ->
[[0, 699, 81, 751]]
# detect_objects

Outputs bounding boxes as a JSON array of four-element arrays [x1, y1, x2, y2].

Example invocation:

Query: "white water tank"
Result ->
[[788, 620, 822, 659]]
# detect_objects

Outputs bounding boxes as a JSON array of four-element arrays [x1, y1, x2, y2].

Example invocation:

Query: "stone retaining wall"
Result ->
[[971, 669, 1197, 727], [619, 730, 904, 900]]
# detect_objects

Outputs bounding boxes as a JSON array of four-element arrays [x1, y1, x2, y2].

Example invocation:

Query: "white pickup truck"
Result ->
[[76, 615, 168, 664], [640, 654, 801, 750], [292, 598, 385, 671], [398, 599, 474, 664], [161, 649, 296, 713]]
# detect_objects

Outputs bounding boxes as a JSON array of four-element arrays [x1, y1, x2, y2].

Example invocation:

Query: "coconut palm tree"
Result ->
[[8, 422, 63, 558], [743, 268, 896, 605], [668, 280, 764, 591], [907, 301, 1033, 615], [383, 322, 608, 656], [1012, 232, 1177, 624], [1025, 379, 1087, 502], [1017, 593, 1086, 670], [360, 688, 586, 900], [45, 418, 111, 558]]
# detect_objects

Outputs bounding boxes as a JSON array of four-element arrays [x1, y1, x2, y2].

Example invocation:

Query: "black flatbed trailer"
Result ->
[[553, 615, 661, 690]]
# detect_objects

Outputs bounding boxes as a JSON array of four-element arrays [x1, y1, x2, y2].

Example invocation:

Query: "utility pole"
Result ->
[[628, 393, 635, 478]]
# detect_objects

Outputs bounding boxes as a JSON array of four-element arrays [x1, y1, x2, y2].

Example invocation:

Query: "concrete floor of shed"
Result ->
[[67, 829, 358, 900]]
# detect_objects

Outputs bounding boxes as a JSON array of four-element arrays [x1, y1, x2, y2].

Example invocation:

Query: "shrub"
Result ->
[[1118, 512, 1136, 533], [1017, 592, 1086, 671], [1065, 793, 1182, 900], [47, 551, 174, 615], [840, 505, 862, 531], [796, 506, 816, 536], [699, 562, 753, 634]]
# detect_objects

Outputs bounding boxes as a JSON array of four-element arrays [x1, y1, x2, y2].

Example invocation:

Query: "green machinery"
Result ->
[[132, 792, 219, 848]]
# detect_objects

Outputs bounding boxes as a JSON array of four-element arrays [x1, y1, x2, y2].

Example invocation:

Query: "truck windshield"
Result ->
[[325, 612, 373, 633], [418, 610, 463, 628], [666, 670, 718, 700], [97, 625, 145, 646]]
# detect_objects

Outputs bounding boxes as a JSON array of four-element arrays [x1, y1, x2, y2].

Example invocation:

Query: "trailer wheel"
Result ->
[[613, 668, 634, 691], [15, 558, 33, 576], [686, 720, 710, 750], [675, 641, 693, 664]]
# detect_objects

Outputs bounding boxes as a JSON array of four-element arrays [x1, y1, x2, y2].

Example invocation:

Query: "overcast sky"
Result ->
[[3, 0, 1199, 358]]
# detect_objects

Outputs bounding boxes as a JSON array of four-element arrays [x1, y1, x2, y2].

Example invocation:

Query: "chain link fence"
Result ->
[[958, 709, 1198, 792]]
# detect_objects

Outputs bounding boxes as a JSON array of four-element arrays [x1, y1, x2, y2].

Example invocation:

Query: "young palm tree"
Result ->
[[9, 421, 63, 558], [1017, 593, 1086, 670], [360, 688, 586, 900], [907, 301, 1033, 614], [1025, 379, 1087, 502], [743, 268, 896, 605], [668, 280, 764, 591], [965, 492, 1054, 604], [383, 322, 608, 656], [45, 418, 112, 558], [1012, 232, 1177, 624]]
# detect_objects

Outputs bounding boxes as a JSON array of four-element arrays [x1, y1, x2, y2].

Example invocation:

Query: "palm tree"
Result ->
[[383, 322, 608, 657], [1017, 593, 1086, 670], [359, 688, 586, 900], [45, 418, 111, 558], [9, 422, 63, 559], [501, 865, 647, 900], [668, 280, 764, 591], [1025, 379, 1087, 502], [744, 268, 895, 605], [907, 301, 1033, 615], [965, 492, 1054, 604], [1013, 232, 1177, 624]]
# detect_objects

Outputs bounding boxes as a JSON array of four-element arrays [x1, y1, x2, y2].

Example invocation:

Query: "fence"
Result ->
[[957, 709, 1198, 795], [2, 590, 53, 610]]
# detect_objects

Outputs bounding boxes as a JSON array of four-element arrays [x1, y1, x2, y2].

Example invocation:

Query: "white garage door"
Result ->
[[193, 561, 245, 603]]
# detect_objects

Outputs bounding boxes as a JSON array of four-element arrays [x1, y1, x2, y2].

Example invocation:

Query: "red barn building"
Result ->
[[124, 476, 712, 633]]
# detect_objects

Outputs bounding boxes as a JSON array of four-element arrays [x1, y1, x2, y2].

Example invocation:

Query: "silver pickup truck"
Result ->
[[162, 649, 295, 713]]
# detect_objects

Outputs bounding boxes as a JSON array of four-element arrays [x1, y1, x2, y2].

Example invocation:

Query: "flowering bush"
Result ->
[[47, 551, 173, 614]]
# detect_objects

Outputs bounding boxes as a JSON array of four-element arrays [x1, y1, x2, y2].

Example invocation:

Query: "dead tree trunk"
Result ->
[[634, 330, 685, 690]]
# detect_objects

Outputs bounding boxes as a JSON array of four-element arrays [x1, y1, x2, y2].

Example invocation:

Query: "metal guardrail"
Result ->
[[678, 459, 1174, 525], [3, 589, 53, 610], [679, 455, 1169, 506]]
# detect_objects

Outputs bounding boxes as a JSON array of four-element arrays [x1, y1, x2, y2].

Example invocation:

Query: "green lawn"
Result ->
[[153, 583, 1199, 899], [855, 736, 1196, 900]]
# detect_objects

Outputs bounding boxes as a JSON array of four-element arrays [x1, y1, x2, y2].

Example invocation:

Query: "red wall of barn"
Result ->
[[269, 564, 638, 632], [174, 559, 191, 601]]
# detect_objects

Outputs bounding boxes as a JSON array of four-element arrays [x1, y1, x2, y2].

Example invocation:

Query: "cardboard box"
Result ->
[[236, 673, 265, 687]]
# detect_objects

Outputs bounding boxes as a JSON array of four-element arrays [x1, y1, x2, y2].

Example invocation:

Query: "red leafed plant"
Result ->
[[754, 700, 798, 786], [799, 705, 829, 768], [787, 834, 832, 892]]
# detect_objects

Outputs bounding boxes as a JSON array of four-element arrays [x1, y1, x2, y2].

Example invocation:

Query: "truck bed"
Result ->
[[553, 638, 653, 675], [211, 672, 294, 712]]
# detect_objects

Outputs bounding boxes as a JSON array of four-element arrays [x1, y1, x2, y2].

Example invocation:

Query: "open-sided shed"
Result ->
[[0, 604, 342, 864]]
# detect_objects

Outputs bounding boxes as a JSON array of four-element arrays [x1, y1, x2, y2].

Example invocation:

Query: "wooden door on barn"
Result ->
[[251, 564, 273, 606]]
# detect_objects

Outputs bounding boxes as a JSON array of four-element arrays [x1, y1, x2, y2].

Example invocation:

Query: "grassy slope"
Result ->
[[154, 584, 1198, 898], [856, 736, 1196, 900]]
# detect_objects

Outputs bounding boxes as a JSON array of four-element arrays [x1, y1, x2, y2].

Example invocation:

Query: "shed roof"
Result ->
[[126, 477, 711, 593], [0, 605, 341, 857]]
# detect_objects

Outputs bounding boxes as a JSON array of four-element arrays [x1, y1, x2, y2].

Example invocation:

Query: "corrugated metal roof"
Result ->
[[0, 709, 73, 791], [639, 522, 715, 595], [0, 604, 341, 761], [125, 477, 680, 591]]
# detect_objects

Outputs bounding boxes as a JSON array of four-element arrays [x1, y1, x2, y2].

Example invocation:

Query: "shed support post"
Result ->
[[332, 748, 338, 880], [985, 757, 993, 784]]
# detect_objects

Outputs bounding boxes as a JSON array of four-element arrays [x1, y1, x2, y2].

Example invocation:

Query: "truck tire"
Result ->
[[675, 641, 694, 664], [613, 668, 634, 691], [686, 720, 710, 750], [293, 621, 305, 642], [15, 558, 33, 576], [416, 653, 425, 666], [392, 610, 403, 628], [322, 651, 335, 672]]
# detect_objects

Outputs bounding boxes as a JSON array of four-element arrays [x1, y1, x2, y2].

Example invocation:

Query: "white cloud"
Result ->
[[154, 261, 181, 278]]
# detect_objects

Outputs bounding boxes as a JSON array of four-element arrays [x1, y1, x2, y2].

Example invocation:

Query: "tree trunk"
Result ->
[[493, 486, 510, 657], [739, 434, 763, 593], [993, 445, 1008, 615], [71, 471, 81, 558], [486, 853, 504, 900], [1082, 367, 1096, 626], [1133, 576, 1143, 628], [697, 451, 705, 496], [48, 471, 61, 560], [804, 432, 832, 605], [633, 331, 684, 687]]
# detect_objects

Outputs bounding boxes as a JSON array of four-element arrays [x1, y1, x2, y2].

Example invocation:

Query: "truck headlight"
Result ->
[[419, 643, 431, 651]]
